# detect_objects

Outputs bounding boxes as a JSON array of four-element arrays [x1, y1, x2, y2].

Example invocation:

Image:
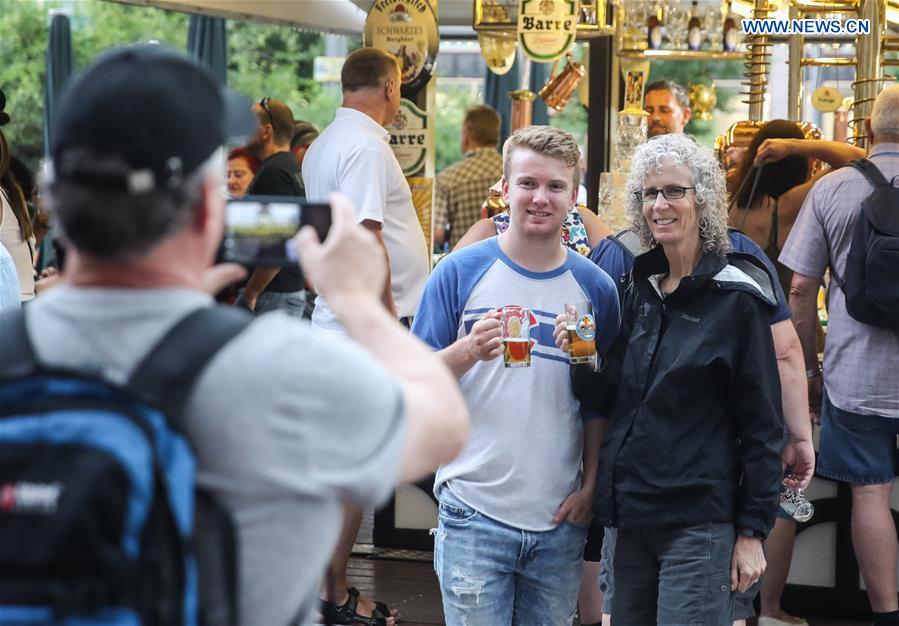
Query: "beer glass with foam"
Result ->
[[501, 306, 531, 368], [565, 301, 597, 365]]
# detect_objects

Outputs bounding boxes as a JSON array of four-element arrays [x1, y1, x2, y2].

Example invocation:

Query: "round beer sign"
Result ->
[[365, 0, 439, 97], [811, 86, 842, 113]]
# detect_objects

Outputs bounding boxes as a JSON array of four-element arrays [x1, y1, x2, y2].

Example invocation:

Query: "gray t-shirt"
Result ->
[[26, 286, 407, 625]]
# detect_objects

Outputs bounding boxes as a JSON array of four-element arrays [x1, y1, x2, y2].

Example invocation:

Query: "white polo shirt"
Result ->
[[303, 107, 429, 330]]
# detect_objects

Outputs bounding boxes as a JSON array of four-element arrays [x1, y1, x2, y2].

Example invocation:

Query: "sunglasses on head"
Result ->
[[259, 97, 276, 131]]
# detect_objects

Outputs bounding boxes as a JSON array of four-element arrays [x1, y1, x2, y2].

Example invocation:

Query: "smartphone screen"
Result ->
[[221, 196, 331, 267]]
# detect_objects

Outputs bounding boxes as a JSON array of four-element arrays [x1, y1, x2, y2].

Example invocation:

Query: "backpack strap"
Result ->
[[129, 306, 252, 421], [0, 309, 39, 378], [848, 158, 889, 188], [827, 159, 891, 290], [610, 229, 644, 259], [768, 199, 779, 253]]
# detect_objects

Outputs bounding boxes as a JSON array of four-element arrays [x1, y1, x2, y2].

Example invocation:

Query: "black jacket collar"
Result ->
[[631, 245, 777, 310]]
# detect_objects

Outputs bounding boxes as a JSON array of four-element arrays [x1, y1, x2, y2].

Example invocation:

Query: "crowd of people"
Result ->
[[0, 41, 897, 626]]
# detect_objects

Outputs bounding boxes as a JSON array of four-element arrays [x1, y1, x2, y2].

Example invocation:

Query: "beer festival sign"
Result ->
[[386, 98, 430, 176], [364, 0, 439, 96], [517, 0, 577, 62]]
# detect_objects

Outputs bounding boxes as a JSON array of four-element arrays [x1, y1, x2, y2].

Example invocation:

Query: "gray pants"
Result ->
[[612, 524, 736, 626]]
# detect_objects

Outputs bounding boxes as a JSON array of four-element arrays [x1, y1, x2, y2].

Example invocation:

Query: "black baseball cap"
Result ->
[[51, 44, 256, 193]]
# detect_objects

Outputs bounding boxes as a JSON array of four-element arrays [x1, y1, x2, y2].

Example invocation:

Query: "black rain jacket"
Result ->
[[574, 246, 783, 537]]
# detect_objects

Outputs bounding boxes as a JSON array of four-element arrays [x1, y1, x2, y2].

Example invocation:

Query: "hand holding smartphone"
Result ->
[[221, 195, 331, 268]]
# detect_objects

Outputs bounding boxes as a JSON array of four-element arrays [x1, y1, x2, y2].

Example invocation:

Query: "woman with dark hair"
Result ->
[[727, 121, 864, 626], [226, 146, 261, 198], [729, 120, 863, 294], [0, 130, 35, 302]]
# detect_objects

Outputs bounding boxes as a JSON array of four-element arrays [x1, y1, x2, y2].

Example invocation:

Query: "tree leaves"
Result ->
[[0, 0, 346, 170]]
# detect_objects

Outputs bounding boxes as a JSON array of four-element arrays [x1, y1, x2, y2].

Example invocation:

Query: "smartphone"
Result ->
[[221, 196, 331, 267]]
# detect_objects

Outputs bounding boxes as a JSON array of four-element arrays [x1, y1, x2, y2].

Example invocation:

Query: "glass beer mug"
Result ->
[[501, 306, 532, 368], [565, 301, 597, 365]]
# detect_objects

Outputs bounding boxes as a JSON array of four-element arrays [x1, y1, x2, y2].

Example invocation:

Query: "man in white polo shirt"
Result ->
[[302, 47, 430, 626], [304, 47, 428, 331]]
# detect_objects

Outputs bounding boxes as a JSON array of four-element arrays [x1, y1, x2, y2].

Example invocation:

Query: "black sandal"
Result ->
[[320, 587, 389, 626]]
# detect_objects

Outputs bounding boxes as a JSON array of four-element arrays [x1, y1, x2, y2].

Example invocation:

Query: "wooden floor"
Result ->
[[348, 555, 443, 626], [347, 552, 869, 626]]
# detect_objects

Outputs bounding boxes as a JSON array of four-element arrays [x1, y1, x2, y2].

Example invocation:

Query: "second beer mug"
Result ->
[[565, 301, 597, 365], [501, 306, 532, 368]]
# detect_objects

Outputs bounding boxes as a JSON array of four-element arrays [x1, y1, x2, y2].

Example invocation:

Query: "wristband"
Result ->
[[806, 364, 822, 379]]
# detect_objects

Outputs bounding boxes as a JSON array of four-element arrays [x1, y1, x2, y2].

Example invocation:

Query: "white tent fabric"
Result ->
[[108, 0, 369, 36]]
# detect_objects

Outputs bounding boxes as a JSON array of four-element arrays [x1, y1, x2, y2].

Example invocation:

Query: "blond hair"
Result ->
[[502, 125, 581, 186]]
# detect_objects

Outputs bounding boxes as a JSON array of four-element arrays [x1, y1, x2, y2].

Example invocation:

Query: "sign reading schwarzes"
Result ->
[[386, 98, 430, 176], [517, 0, 577, 62], [365, 0, 439, 97]]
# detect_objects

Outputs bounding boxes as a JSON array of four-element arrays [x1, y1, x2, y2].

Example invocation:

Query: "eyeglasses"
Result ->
[[258, 97, 275, 131], [634, 186, 695, 203]]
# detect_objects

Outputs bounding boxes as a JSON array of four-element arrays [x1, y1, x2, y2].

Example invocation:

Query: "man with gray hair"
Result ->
[[303, 46, 431, 626], [781, 84, 899, 626], [643, 80, 692, 138], [12, 44, 468, 626]]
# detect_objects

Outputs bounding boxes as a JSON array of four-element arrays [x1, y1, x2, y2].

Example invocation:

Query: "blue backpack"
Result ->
[[835, 159, 899, 331], [0, 306, 251, 626]]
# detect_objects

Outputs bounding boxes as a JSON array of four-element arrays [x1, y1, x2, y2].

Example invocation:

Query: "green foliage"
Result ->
[[549, 89, 588, 146], [0, 0, 46, 168], [0, 0, 189, 169], [434, 81, 481, 172], [227, 24, 320, 113], [0, 0, 344, 170]]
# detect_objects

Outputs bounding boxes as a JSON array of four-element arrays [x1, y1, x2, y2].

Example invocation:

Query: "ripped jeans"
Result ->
[[433, 488, 586, 626]]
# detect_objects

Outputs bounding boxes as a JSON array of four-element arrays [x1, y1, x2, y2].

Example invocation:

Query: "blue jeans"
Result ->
[[433, 488, 587, 626]]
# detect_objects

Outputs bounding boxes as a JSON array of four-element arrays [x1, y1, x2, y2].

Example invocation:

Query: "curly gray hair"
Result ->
[[624, 133, 731, 255]]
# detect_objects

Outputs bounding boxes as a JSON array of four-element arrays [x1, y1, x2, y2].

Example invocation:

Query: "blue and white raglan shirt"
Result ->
[[412, 237, 620, 531]]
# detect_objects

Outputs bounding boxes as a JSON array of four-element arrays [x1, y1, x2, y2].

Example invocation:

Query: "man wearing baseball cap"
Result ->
[[11, 44, 467, 625]]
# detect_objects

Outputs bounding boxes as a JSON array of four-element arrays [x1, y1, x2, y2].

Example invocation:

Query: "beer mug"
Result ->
[[539, 53, 585, 113], [501, 306, 532, 368], [565, 301, 597, 365]]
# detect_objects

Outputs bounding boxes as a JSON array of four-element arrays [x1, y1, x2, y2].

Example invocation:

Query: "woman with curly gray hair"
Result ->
[[623, 133, 731, 257], [567, 133, 784, 625]]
